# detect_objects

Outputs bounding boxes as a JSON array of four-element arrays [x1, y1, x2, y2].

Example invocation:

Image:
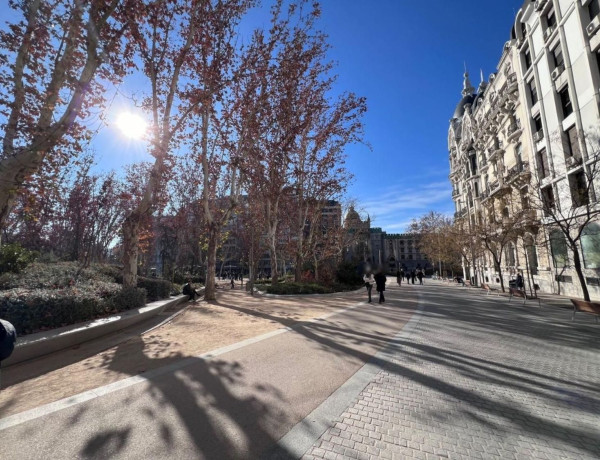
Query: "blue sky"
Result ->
[[91, 0, 525, 232]]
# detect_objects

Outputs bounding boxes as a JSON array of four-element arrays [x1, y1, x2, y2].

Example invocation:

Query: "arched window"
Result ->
[[581, 223, 600, 269], [550, 230, 568, 268]]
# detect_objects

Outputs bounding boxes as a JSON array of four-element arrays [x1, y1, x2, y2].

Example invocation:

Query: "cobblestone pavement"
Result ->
[[301, 284, 600, 460]]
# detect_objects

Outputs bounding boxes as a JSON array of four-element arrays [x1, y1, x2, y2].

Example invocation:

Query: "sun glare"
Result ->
[[116, 112, 147, 140]]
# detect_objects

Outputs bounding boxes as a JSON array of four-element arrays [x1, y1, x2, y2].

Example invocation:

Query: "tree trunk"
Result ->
[[122, 213, 141, 288], [495, 259, 505, 292], [313, 255, 319, 282], [572, 246, 590, 301], [295, 252, 303, 282], [204, 225, 218, 301], [268, 231, 278, 284]]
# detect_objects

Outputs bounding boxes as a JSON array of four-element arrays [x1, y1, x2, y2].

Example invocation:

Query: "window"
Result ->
[[470, 154, 478, 175], [569, 171, 589, 207], [474, 182, 480, 197], [552, 45, 564, 69], [528, 80, 538, 105], [547, 9, 557, 29], [565, 126, 581, 159], [533, 115, 543, 139], [537, 148, 549, 179], [524, 48, 532, 70], [542, 186, 555, 213], [582, 223, 600, 268], [521, 187, 530, 209], [550, 229, 568, 268], [505, 243, 516, 267], [559, 85, 573, 118], [590, 0, 600, 19], [524, 235, 538, 275]]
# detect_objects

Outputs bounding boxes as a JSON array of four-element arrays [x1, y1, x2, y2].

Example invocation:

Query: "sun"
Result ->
[[116, 112, 147, 140]]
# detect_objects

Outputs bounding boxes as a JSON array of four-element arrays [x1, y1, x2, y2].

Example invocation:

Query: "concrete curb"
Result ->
[[4, 295, 188, 367], [266, 291, 426, 459]]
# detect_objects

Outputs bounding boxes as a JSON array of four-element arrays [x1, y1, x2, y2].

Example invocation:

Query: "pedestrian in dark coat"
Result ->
[[396, 269, 402, 286], [417, 270, 424, 285], [182, 281, 201, 301], [411, 270, 416, 285], [516, 272, 524, 289], [374, 270, 387, 304]]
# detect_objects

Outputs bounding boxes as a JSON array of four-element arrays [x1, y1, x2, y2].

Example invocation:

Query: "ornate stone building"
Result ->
[[450, 0, 600, 299]]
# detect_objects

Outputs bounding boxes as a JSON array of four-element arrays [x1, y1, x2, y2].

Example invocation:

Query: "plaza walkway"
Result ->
[[300, 283, 600, 460]]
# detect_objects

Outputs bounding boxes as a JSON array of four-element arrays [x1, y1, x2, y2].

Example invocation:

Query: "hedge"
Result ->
[[0, 286, 147, 335], [137, 277, 172, 301]]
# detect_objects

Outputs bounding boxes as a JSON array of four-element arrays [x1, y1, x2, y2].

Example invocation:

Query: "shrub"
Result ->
[[0, 286, 146, 335], [261, 282, 333, 295], [0, 244, 38, 274], [107, 287, 146, 313], [335, 261, 363, 286], [137, 276, 172, 301]]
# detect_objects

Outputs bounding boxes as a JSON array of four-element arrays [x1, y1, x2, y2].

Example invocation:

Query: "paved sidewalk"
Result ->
[[301, 284, 600, 460]]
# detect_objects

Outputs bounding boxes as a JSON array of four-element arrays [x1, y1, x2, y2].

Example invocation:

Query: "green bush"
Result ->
[[107, 287, 147, 313], [0, 244, 38, 274], [261, 282, 332, 295], [335, 261, 362, 286], [137, 276, 172, 301], [0, 286, 147, 335]]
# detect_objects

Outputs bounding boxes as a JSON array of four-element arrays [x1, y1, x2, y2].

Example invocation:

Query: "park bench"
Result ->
[[508, 287, 541, 307], [481, 283, 499, 296], [570, 299, 600, 323]]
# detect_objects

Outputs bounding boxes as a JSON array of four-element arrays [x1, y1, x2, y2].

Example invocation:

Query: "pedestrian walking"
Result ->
[[374, 269, 387, 303], [396, 269, 402, 286], [363, 271, 375, 303], [417, 269, 424, 285], [411, 270, 416, 285], [230, 277, 235, 289]]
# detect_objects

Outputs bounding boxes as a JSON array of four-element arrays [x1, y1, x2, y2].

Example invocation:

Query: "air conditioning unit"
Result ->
[[565, 156, 582, 168], [588, 16, 600, 37], [533, 130, 544, 142], [544, 26, 555, 41], [551, 65, 564, 81]]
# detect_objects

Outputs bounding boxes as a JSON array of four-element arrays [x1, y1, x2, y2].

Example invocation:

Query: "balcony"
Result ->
[[506, 161, 531, 185], [452, 189, 460, 198], [506, 121, 522, 142], [489, 180, 512, 197]]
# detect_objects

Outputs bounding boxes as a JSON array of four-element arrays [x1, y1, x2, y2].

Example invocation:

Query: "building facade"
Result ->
[[449, 0, 600, 299]]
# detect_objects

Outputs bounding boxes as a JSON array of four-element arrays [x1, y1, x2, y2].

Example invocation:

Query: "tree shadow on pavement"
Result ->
[[371, 285, 600, 458], [76, 335, 294, 460]]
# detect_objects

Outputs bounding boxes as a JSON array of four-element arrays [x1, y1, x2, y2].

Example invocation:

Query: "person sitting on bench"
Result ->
[[182, 280, 201, 301]]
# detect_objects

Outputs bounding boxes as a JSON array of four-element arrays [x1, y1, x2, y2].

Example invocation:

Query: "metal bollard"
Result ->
[[0, 319, 17, 388]]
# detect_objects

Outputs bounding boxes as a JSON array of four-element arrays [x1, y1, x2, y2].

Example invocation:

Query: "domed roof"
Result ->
[[452, 94, 475, 119]]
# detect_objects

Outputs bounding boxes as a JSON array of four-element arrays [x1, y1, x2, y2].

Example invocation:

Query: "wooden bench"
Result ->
[[570, 299, 600, 323], [508, 287, 541, 307], [481, 283, 499, 296]]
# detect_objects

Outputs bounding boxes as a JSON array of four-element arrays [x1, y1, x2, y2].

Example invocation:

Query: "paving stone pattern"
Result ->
[[302, 285, 600, 460]]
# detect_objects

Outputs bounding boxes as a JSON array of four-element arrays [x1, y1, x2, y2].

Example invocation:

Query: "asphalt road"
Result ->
[[0, 285, 417, 460]]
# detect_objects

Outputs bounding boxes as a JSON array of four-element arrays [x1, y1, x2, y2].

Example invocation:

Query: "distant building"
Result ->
[[371, 229, 431, 273]]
